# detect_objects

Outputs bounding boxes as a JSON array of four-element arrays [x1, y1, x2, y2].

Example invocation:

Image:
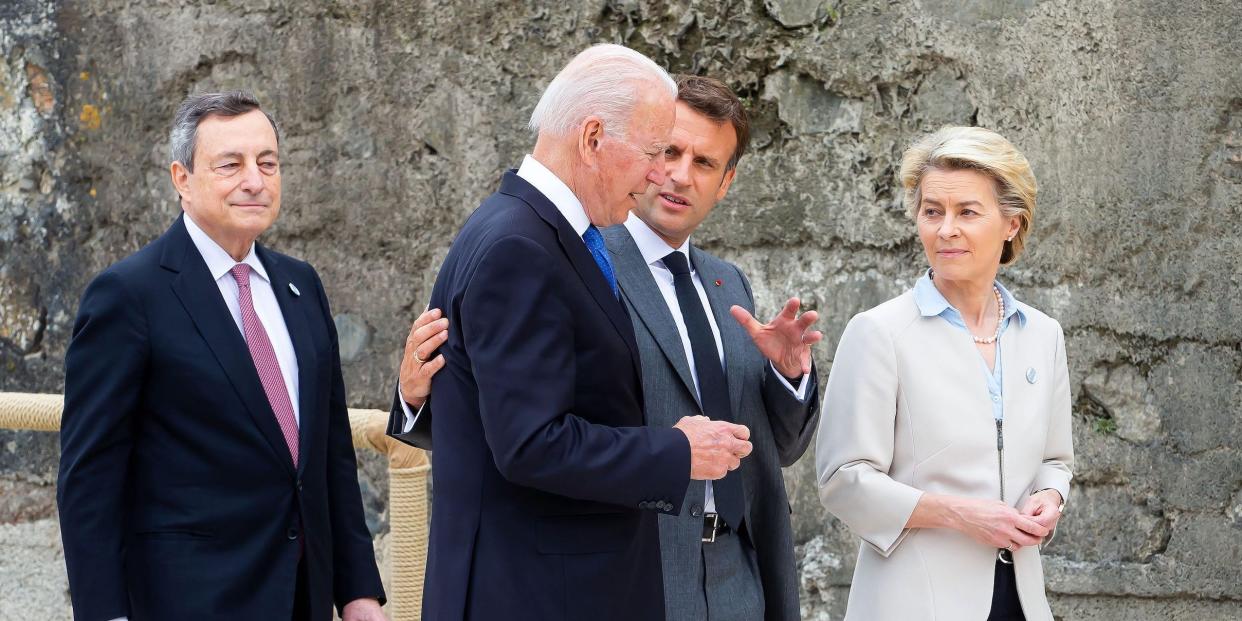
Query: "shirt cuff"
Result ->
[[771, 361, 811, 401], [398, 386, 426, 433]]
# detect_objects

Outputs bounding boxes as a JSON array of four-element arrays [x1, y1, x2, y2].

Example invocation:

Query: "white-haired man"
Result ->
[[390, 45, 753, 620]]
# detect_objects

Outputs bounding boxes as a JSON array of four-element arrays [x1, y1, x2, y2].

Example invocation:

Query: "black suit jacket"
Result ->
[[57, 216, 384, 621], [415, 171, 691, 621]]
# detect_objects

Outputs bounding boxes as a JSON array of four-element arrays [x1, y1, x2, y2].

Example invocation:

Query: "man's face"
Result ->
[[633, 101, 737, 248], [173, 109, 281, 248], [583, 88, 674, 227]]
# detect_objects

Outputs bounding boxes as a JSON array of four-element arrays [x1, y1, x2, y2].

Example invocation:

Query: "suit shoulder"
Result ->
[[87, 235, 166, 291], [850, 291, 920, 337], [1013, 300, 1063, 336], [261, 246, 318, 278], [457, 192, 556, 253]]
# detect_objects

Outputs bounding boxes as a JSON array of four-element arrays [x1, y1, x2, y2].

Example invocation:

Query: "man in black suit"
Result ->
[[58, 92, 385, 621], [391, 45, 753, 620]]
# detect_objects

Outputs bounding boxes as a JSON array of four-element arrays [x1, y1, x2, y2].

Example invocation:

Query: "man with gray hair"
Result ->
[[58, 91, 386, 621], [388, 44, 753, 620]]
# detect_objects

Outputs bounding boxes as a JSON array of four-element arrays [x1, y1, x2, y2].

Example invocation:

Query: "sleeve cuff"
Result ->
[[771, 361, 812, 401], [398, 387, 426, 434]]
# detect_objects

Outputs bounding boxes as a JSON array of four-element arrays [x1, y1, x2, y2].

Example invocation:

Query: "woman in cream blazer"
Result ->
[[816, 126, 1073, 621]]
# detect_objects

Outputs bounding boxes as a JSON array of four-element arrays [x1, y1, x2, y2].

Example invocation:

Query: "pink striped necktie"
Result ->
[[229, 263, 299, 467]]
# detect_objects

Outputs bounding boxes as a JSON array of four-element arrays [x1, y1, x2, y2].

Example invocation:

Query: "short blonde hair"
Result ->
[[899, 126, 1038, 265]]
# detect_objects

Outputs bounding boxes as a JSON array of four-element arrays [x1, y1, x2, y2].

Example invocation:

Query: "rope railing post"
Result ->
[[349, 409, 431, 621], [0, 393, 428, 621]]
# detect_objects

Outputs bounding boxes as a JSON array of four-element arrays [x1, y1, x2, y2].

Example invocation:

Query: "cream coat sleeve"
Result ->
[[815, 313, 923, 557], [1030, 323, 1075, 545]]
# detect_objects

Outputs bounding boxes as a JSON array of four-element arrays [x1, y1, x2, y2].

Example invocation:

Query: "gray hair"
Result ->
[[169, 91, 280, 171], [528, 44, 676, 140]]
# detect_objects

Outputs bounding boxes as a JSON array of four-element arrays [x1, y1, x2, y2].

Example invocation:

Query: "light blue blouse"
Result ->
[[913, 271, 1027, 420]]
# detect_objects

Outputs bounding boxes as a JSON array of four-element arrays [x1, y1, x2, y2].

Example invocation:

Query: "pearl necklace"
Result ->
[[972, 286, 1004, 344]]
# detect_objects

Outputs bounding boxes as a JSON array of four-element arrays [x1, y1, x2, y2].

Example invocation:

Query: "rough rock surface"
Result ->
[[2, 0, 1240, 618]]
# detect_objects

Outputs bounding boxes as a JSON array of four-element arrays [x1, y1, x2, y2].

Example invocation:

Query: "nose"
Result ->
[[238, 161, 264, 194], [646, 158, 667, 187], [666, 155, 690, 188], [938, 213, 959, 239]]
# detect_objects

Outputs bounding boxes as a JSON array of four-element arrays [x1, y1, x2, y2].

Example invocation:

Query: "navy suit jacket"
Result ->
[[57, 216, 384, 621], [419, 171, 692, 621]]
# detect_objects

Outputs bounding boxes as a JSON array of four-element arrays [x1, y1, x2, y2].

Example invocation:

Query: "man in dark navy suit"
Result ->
[[389, 45, 754, 620], [58, 92, 385, 621]]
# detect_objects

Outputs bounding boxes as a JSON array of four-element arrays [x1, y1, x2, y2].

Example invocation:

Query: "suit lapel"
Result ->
[[499, 173, 643, 375], [257, 245, 317, 476], [691, 246, 747, 418], [603, 226, 699, 406], [163, 218, 296, 476]]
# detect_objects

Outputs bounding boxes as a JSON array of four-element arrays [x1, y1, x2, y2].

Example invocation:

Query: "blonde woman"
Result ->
[[815, 126, 1073, 620]]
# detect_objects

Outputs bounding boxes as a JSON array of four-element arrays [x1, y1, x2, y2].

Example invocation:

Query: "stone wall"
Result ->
[[2, 0, 1239, 618]]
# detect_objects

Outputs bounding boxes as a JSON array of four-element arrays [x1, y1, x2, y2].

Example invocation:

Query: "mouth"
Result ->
[[658, 192, 691, 210], [936, 249, 968, 257]]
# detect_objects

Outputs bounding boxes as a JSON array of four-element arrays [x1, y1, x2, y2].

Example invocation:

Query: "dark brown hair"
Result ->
[[674, 75, 750, 171]]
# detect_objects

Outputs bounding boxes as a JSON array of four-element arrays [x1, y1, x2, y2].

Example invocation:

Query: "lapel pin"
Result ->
[[714, 279, 722, 287], [1026, 368, 1037, 384], [288, 283, 301, 297]]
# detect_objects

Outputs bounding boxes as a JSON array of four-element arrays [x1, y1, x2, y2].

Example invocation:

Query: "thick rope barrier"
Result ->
[[0, 392, 63, 431], [1, 393, 429, 621]]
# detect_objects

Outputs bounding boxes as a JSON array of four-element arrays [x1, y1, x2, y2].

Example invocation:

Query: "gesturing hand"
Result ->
[[729, 298, 823, 378], [399, 307, 448, 409], [674, 415, 752, 481]]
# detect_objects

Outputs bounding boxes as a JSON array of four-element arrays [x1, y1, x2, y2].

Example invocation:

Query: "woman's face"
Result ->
[[916, 168, 1020, 285]]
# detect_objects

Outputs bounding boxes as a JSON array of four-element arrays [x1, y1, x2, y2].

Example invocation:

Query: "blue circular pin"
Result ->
[[1026, 368, 1037, 384]]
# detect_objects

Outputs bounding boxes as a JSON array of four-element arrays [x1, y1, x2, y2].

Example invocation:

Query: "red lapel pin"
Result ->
[[714, 279, 722, 287]]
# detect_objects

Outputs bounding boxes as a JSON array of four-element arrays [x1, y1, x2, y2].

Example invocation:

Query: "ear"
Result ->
[[715, 166, 738, 202], [170, 161, 191, 201], [578, 116, 605, 168], [1004, 214, 1021, 241]]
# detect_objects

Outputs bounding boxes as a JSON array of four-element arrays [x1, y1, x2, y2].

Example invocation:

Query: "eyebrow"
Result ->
[[215, 149, 279, 161], [921, 197, 984, 208]]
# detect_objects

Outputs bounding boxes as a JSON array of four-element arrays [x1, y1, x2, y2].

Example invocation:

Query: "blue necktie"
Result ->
[[582, 225, 618, 298]]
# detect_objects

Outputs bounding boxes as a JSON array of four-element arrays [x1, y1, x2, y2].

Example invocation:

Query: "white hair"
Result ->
[[527, 44, 676, 140]]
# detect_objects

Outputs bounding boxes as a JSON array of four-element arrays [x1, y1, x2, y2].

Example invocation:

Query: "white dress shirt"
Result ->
[[185, 212, 300, 425], [402, 154, 592, 431], [623, 213, 810, 512]]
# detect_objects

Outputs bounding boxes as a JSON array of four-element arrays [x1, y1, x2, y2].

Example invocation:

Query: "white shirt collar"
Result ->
[[624, 212, 692, 270], [183, 211, 268, 283], [516, 154, 591, 237]]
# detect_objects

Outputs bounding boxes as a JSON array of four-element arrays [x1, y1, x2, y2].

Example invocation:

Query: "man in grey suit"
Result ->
[[601, 74, 821, 621], [393, 75, 820, 620]]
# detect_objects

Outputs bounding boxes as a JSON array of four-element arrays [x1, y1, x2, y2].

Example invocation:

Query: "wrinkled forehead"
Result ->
[[195, 110, 280, 159], [919, 167, 1000, 204], [625, 87, 675, 146], [671, 103, 737, 157]]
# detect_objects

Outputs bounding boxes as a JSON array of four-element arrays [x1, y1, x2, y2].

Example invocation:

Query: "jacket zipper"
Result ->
[[995, 418, 1005, 502]]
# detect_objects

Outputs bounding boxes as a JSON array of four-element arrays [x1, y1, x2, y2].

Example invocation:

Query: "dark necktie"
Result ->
[[661, 250, 745, 530], [582, 225, 618, 298]]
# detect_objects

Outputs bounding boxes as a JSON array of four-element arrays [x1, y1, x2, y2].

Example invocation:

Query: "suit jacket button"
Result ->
[[297, 480, 304, 492], [658, 501, 670, 512], [638, 501, 649, 510], [690, 504, 703, 517], [287, 528, 299, 540]]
